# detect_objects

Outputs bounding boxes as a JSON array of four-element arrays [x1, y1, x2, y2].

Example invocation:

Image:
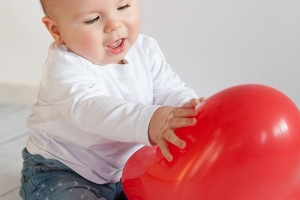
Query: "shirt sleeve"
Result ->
[[148, 39, 198, 107], [40, 52, 158, 146]]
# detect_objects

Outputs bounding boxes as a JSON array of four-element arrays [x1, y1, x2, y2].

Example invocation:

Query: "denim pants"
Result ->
[[19, 148, 127, 200]]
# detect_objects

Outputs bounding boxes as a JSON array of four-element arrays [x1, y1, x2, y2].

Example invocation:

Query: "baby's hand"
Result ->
[[148, 106, 198, 162], [180, 97, 206, 109]]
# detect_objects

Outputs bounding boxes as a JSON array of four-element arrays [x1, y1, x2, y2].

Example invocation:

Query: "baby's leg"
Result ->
[[20, 148, 127, 200]]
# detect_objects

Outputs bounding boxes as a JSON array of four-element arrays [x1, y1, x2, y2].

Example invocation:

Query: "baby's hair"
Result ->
[[40, 0, 46, 15], [39, 0, 61, 17]]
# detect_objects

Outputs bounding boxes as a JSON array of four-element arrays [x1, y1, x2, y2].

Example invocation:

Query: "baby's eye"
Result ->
[[117, 4, 130, 11], [85, 16, 100, 25]]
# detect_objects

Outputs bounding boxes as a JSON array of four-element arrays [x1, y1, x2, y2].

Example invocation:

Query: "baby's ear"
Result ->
[[42, 16, 64, 45]]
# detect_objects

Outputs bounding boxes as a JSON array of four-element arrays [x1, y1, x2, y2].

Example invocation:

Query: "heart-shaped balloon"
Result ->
[[122, 84, 300, 200]]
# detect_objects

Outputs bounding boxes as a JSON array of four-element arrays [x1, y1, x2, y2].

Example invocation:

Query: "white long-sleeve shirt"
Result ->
[[26, 34, 198, 184]]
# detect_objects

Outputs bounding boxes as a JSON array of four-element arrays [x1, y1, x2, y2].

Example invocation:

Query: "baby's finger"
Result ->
[[189, 98, 200, 108], [157, 137, 173, 162], [170, 117, 197, 129], [173, 109, 198, 118], [199, 97, 206, 102], [163, 129, 186, 149]]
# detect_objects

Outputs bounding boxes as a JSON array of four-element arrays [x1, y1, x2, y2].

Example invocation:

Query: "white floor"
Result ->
[[0, 104, 31, 200]]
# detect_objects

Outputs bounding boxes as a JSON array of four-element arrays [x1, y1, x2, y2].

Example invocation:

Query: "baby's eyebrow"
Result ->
[[71, 9, 98, 21], [117, 0, 129, 5]]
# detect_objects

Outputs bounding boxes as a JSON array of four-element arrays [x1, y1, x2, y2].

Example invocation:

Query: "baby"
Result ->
[[20, 0, 202, 199]]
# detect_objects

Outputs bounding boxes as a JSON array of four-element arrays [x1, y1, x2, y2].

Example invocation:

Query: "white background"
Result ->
[[1, 0, 299, 106]]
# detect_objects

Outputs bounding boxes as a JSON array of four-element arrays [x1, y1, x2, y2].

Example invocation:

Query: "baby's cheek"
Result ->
[[77, 37, 103, 61]]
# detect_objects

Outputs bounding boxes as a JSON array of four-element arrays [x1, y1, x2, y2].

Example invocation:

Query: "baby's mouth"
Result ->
[[107, 39, 123, 49], [106, 38, 126, 55]]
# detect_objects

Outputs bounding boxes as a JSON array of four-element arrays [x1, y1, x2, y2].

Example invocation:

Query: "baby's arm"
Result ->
[[148, 105, 198, 162], [146, 38, 206, 161]]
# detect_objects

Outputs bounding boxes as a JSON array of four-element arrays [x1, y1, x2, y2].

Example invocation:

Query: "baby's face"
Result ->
[[51, 0, 140, 65]]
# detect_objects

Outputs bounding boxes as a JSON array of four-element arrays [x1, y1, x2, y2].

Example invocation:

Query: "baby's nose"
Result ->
[[104, 19, 122, 33]]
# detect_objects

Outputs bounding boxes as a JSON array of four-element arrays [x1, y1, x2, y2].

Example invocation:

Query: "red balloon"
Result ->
[[122, 84, 300, 200]]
